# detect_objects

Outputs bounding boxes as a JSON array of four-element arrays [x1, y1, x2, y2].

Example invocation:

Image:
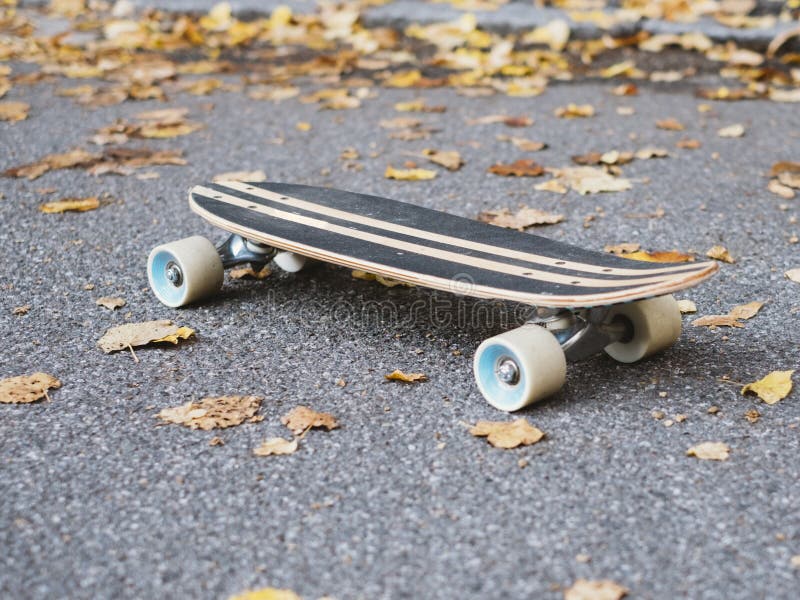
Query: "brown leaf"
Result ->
[[687, 442, 730, 461], [604, 243, 640, 254], [496, 135, 546, 152], [547, 167, 632, 194], [676, 138, 702, 149], [635, 147, 669, 160], [741, 370, 794, 405], [478, 207, 564, 229], [488, 159, 544, 177], [621, 250, 694, 263], [380, 117, 422, 129], [691, 315, 744, 328], [3, 148, 101, 180], [157, 396, 262, 430], [469, 114, 533, 127], [677, 299, 697, 313], [385, 370, 428, 383], [39, 197, 100, 214], [229, 265, 272, 280], [767, 179, 795, 199], [786, 268, 800, 283], [253, 437, 298, 456], [96, 296, 126, 310], [281, 405, 339, 435], [705, 245, 734, 263], [0, 101, 29, 122], [0, 373, 61, 404], [394, 99, 446, 113], [13, 305, 31, 316], [778, 171, 800, 189], [564, 579, 628, 600], [769, 161, 800, 177], [97, 320, 194, 355], [656, 118, 685, 131], [611, 83, 638, 96], [728, 301, 764, 320], [469, 418, 545, 449]]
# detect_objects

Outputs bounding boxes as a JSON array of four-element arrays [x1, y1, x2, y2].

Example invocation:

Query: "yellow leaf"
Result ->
[[385, 70, 422, 88], [384, 166, 437, 181], [0, 101, 29, 122], [686, 442, 730, 461], [728, 301, 763, 320], [97, 320, 194, 355], [718, 123, 745, 138], [152, 326, 195, 345], [786, 268, 800, 283], [137, 122, 203, 139], [554, 103, 594, 118], [622, 250, 694, 263], [741, 370, 794, 405], [656, 118, 685, 131], [40, 197, 100, 214], [521, 19, 570, 51], [384, 370, 428, 383], [296, 122, 311, 131], [422, 149, 463, 171], [564, 579, 628, 600], [677, 299, 697, 313], [706, 245, 734, 263], [469, 418, 545, 449], [0, 373, 61, 404]]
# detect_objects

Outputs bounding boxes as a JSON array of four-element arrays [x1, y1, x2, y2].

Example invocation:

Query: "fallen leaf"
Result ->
[[422, 149, 463, 171], [785, 268, 800, 283], [635, 147, 669, 160], [742, 370, 794, 405], [691, 315, 744, 328], [385, 69, 422, 88], [496, 135, 546, 152], [4, 148, 100, 180], [394, 99, 445, 113], [296, 122, 311, 131], [97, 320, 194, 356], [744, 409, 760, 424], [555, 103, 594, 118], [229, 265, 271, 280], [39, 197, 100, 213], [281, 405, 339, 435], [604, 243, 640, 254], [547, 167, 632, 194], [212, 170, 267, 182], [706, 245, 734, 263], [0, 373, 61, 404], [676, 138, 702, 149], [728, 301, 764, 320], [157, 395, 262, 430], [564, 579, 628, 600], [778, 171, 800, 189], [769, 161, 800, 177], [0, 101, 29, 122], [469, 418, 544, 449], [718, 124, 745, 138], [385, 370, 428, 383], [791, 555, 800, 569], [229, 589, 301, 600], [96, 296, 126, 310], [247, 85, 300, 102], [478, 207, 564, 229], [488, 159, 544, 177], [656, 118, 685, 131], [253, 437, 298, 457], [687, 442, 730, 461], [677, 299, 697, 313], [380, 117, 422, 129], [534, 179, 568, 194], [611, 83, 638, 96], [469, 114, 532, 127], [228, 589, 301, 600], [385, 166, 437, 181], [622, 250, 694, 263], [209, 436, 224, 446], [13, 305, 31, 316], [767, 179, 795, 199]]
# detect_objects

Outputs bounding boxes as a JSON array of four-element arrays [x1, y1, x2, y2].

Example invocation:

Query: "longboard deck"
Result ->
[[189, 181, 718, 308]]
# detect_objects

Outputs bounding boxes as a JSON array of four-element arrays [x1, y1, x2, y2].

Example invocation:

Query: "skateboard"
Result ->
[[147, 181, 719, 411]]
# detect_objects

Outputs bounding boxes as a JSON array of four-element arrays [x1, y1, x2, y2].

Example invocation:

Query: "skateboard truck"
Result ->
[[532, 307, 632, 361], [216, 233, 275, 269]]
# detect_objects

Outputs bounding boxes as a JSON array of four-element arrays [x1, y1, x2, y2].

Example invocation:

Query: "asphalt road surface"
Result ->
[[2, 9, 800, 600]]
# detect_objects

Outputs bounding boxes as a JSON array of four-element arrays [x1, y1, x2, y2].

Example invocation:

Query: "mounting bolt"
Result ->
[[165, 262, 183, 287], [497, 358, 520, 386]]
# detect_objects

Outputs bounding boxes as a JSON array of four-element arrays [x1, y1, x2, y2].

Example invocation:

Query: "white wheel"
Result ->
[[473, 324, 567, 411], [273, 251, 307, 273], [603, 295, 681, 363], [148, 236, 224, 307]]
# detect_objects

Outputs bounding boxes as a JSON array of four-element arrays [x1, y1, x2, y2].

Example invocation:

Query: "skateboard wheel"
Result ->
[[148, 236, 224, 307], [473, 324, 567, 411], [273, 251, 307, 273], [603, 295, 681, 363]]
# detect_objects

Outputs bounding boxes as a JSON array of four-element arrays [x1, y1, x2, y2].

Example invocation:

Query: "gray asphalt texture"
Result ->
[[2, 10, 800, 600]]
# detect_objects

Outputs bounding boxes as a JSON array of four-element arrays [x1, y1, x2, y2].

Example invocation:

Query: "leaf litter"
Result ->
[[469, 418, 545, 449]]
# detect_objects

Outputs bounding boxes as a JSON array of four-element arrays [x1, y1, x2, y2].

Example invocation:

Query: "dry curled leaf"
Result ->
[[692, 301, 763, 328], [97, 320, 194, 354], [96, 296, 125, 310], [229, 265, 271, 280], [469, 418, 544, 449], [0, 373, 61, 404], [253, 437, 298, 457], [385, 370, 428, 383], [488, 159, 544, 177], [469, 114, 532, 127], [635, 147, 669, 160], [676, 138, 701, 149], [786, 268, 800, 284], [677, 299, 697, 313], [0, 101, 30, 122], [741, 370, 794, 405], [281, 405, 339, 435], [496, 135, 546, 152], [13, 305, 31, 316], [229, 588, 302, 600], [157, 395, 262, 430], [39, 197, 100, 213], [547, 167, 631, 194], [555, 103, 594, 118], [564, 579, 628, 600], [385, 166, 437, 181], [478, 207, 563, 229], [687, 442, 730, 461], [212, 170, 267, 183], [621, 250, 693, 263], [394, 99, 446, 113], [728, 301, 764, 320], [706, 245, 734, 263]]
